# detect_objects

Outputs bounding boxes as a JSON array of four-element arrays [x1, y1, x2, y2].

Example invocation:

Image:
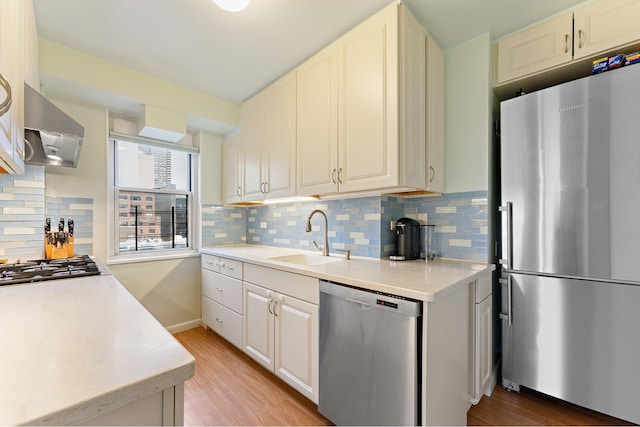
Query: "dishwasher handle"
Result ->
[[345, 297, 371, 308], [320, 280, 422, 317]]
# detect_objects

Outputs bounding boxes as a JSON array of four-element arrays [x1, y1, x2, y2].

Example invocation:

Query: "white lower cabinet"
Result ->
[[242, 265, 319, 403], [471, 275, 493, 403], [201, 255, 243, 349]]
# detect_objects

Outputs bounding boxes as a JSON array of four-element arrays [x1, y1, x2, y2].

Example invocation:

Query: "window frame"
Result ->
[[107, 133, 200, 263]]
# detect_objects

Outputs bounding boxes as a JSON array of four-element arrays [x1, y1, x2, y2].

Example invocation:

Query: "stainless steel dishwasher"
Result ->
[[319, 280, 423, 426]]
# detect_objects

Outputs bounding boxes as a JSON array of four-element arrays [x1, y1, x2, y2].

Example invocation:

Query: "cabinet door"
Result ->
[[426, 36, 445, 193], [263, 71, 296, 199], [222, 134, 242, 204], [474, 295, 493, 400], [241, 96, 265, 202], [297, 45, 339, 196], [337, 3, 399, 193], [573, 0, 640, 59], [243, 282, 275, 371], [497, 13, 573, 83], [274, 293, 319, 403], [0, 0, 25, 174]]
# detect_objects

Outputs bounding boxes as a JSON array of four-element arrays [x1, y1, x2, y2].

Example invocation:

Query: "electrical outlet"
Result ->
[[417, 213, 428, 225]]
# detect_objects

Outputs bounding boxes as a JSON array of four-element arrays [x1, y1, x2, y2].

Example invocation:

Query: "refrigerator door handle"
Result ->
[[499, 201, 513, 270], [499, 276, 513, 325]]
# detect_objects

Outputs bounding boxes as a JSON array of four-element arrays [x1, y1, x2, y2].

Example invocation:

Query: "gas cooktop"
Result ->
[[0, 255, 101, 286]]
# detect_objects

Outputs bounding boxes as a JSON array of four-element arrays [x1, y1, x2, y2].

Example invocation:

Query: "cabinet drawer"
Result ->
[[202, 254, 220, 272], [244, 263, 319, 304], [475, 274, 492, 303], [219, 257, 243, 280], [202, 269, 243, 314], [202, 296, 242, 349]]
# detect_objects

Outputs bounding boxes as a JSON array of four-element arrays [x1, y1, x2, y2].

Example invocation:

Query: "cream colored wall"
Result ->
[[39, 39, 240, 128], [199, 132, 224, 205], [44, 100, 109, 262], [43, 98, 203, 330], [107, 257, 202, 331], [444, 33, 492, 193]]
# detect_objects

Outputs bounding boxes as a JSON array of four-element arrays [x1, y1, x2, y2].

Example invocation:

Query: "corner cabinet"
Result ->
[[241, 71, 296, 202], [242, 263, 319, 404], [201, 254, 243, 349], [297, 3, 444, 196]]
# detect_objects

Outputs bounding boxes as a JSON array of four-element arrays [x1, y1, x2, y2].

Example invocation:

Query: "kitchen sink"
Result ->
[[268, 254, 343, 266]]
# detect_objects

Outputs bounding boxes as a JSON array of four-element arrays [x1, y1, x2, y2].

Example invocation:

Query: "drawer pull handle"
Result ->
[[215, 317, 224, 323], [216, 287, 223, 292]]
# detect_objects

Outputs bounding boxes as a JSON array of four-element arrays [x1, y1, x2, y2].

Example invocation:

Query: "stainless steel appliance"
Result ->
[[500, 64, 640, 424], [0, 255, 101, 286], [24, 83, 84, 168], [390, 217, 421, 261], [318, 280, 422, 426]]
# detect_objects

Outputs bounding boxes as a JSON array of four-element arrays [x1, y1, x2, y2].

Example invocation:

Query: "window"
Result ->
[[113, 137, 194, 255]]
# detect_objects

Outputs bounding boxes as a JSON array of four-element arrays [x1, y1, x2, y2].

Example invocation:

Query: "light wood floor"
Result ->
[[175, 327, 635, 426]]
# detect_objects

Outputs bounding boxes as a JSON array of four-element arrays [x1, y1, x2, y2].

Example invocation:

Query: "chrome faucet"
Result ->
[[306, 209, 329, 256]]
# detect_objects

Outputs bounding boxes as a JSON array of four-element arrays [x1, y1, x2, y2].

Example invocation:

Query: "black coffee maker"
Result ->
[[390, 217, 421, 261]]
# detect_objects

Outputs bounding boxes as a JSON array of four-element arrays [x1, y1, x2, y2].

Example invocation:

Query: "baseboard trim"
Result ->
[[166, 319, 202, 334]]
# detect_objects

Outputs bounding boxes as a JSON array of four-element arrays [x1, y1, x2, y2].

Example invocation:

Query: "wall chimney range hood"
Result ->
[[24, 83, 84, 168]]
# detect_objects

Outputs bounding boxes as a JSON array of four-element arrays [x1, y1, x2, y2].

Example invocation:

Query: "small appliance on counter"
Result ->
[[390, 217, 421, 261]]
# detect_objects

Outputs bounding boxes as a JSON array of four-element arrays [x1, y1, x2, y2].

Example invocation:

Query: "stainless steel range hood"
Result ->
[[24, 83, 84, 168]]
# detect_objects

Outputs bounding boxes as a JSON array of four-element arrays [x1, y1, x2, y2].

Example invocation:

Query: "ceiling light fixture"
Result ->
[[212, 0, 250, 12]]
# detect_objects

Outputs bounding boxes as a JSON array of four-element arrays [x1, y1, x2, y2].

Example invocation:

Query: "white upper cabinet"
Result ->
[[573, 0, 640, 59], [337, 3, 400, 193], [296, 45, 339, 195], [296, 3, 442, 197], [497, 0, 640, 85], [426, 35, 445, 193], [222, 133, 242, 204], [241, 71, 296, 202], [497, 13, 573, 84]]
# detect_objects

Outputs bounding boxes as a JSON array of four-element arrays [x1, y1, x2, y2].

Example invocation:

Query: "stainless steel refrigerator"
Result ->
[[500, 64, 640, 424]]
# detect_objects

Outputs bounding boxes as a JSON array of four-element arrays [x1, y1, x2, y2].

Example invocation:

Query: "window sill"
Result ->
[[107, 249, 201, 266]]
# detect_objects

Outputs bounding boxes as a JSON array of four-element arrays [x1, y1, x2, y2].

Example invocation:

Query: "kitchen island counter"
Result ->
[[201, 245, 494, 302], [0, 274, 194, 426]]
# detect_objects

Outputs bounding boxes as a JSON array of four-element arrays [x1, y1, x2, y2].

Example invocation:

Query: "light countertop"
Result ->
[[201, 245, 495, 302], [0, 274, 195, 426]]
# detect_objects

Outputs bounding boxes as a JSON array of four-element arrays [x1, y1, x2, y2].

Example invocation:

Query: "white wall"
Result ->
[[444, 33, 492, 193]]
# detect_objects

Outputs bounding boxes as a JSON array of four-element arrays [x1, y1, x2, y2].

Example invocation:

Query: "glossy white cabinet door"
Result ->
[[241, 96, 264, 202], [222, 134, 242, 204], [573, 0, 640, 59], [337, 3, 398, 193], [263, 71, 296, 199], [426, 35, 445, 193], [497, 13, 573, 83], [296, 45, 339, 196], [0, 0, 26, 175], [241, 72, 296, 201], [475, 294, 493, 398], [243, 282, 275, 371], [274, 293, 319, 403]]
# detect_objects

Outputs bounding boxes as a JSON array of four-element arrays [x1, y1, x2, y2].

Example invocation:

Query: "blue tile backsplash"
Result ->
[[202, 190, 490, 262], [0, 165, 94, 261]]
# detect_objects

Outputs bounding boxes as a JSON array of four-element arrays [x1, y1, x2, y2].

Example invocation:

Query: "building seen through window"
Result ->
[[114, 139, 192, 253]]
